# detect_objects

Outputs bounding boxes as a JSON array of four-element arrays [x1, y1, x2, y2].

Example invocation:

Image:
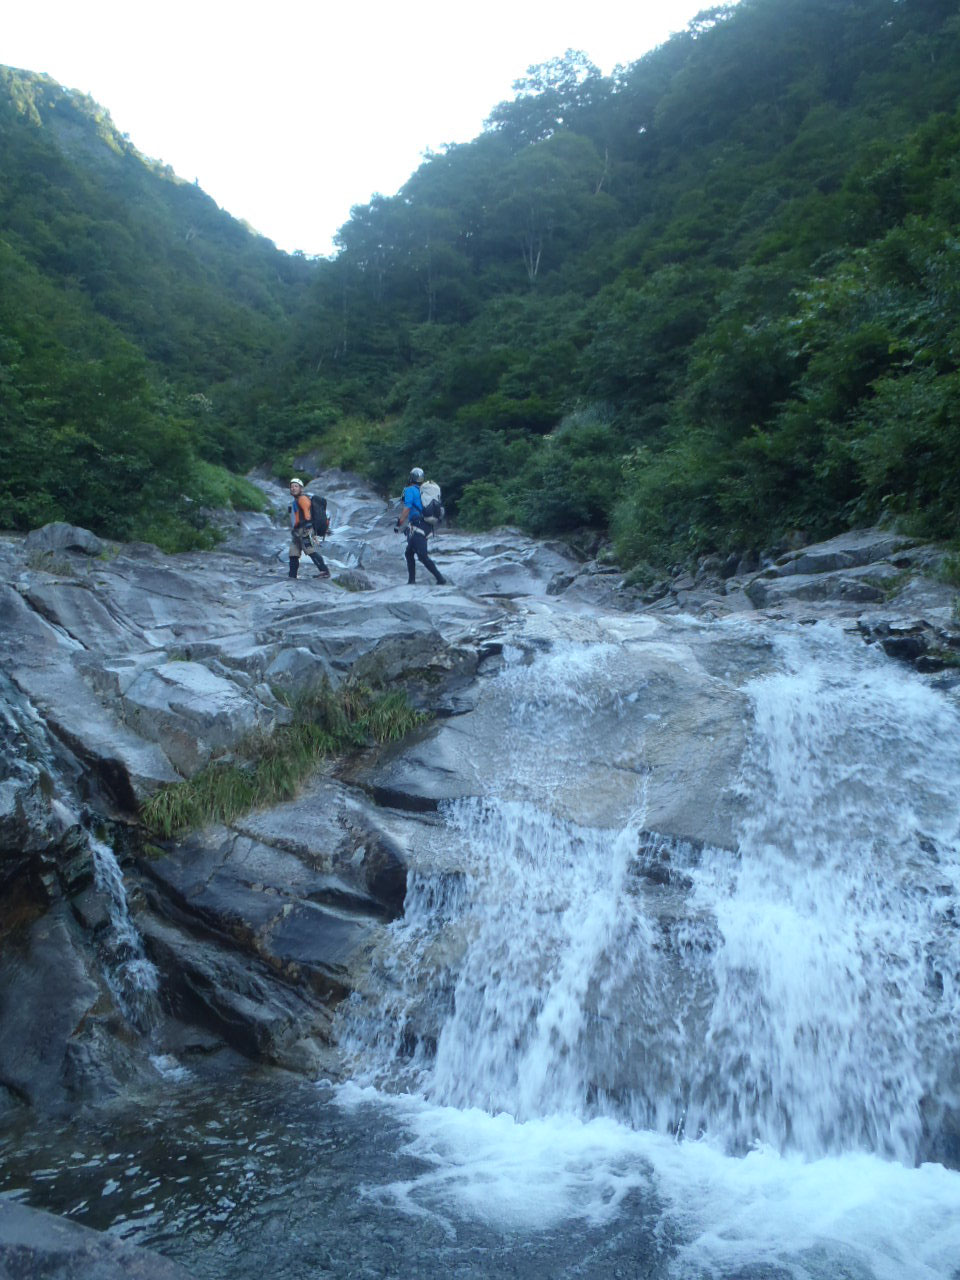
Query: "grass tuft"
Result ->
[[26, 550, 78, 576], [140, 678, 428, 839]]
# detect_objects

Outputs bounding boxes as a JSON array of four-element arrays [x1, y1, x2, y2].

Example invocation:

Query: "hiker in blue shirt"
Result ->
[[395, 467, 445, 585]]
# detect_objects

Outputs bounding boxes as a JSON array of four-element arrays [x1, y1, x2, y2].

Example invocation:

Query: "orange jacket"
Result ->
[[290, 494, 312, 529]]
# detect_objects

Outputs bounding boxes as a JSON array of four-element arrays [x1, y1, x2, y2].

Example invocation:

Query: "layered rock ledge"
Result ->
[[1, 470, 958, 1127]]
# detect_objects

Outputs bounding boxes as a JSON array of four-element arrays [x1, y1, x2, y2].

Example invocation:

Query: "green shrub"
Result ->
[[317, 415, 393, 473], [192, 461, 266, 512], [136, 512, 222, 554], [456, 480, 510, 529]]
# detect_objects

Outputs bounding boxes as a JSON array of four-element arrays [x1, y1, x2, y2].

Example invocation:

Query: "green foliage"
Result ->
[[457, 480, 511, 529], [191, 462, 266, 513], [0, 241, 267, 548], [6, 0, 960, 566], [140, 679, 428, 838], [0, 65, 310, 546], [296, 415, 394, 476], [846, 368, 960, 534], [276, 0, 960, 562]]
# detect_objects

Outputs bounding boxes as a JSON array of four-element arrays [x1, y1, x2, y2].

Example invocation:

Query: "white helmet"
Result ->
[[409, 467, 425, 482], [289, 477, 304, 487]]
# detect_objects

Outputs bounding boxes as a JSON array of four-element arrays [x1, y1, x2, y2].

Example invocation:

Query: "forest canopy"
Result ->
[[2, 0, 959, 564]]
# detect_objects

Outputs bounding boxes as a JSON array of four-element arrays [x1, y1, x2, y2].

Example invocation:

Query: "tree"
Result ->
[[486, 50, 605, 144]]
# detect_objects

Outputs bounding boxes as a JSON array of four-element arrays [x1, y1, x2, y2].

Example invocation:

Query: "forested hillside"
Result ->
[[3, 0, 959, 565], [0, 66, 312, 546]]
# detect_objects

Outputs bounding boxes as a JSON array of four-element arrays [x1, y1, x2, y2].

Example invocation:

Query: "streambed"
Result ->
[[2, 1067, 958, 1279], [3, 483, 960, 1278]]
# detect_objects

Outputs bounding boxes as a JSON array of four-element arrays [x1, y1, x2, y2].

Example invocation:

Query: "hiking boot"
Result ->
[[317, 569, 331, 579]]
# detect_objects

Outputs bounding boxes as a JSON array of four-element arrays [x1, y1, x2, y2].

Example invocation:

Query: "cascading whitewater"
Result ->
[[90, 835, 161, 1035], [427, 798, 666, 1121], [342, 622, 960, 1167], [675, 624, 960, 1161], [339, 639, 659, 1113]]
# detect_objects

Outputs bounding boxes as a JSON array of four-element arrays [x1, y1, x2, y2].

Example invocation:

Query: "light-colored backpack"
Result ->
[[419, 480, 444, 530]]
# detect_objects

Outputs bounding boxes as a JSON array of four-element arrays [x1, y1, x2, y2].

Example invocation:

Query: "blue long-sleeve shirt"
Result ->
[[401, 484, 426, 530]]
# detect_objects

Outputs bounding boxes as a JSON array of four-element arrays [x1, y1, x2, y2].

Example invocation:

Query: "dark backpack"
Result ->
[[308, 494, 330, 538]]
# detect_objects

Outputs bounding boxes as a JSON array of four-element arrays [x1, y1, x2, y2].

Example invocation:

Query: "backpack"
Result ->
[[308, 494, 330, 539], [419, 480, 444, 531]]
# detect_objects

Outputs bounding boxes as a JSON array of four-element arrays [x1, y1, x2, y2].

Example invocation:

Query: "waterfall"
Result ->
[[675, 624, 960, 1161], [337, 620, 960, 1274], [340, 638, 661, 1117], [89, 835, 161, 1035], [423, 800, 664, 1120], [343, 623, 960, 1159]]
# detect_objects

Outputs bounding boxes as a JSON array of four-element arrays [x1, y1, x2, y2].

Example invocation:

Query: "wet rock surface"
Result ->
[[0, 476, 590, 1116], [2, 479, 960, 1271], [0, 1199, 192, 1279], [1, 475, 958, 1129]]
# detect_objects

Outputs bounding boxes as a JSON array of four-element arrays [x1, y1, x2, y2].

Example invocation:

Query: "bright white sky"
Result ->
[[3, 0, 712, 257]]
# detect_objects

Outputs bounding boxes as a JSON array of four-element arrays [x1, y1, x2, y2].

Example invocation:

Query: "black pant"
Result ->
[[405, 529, 443, 583]]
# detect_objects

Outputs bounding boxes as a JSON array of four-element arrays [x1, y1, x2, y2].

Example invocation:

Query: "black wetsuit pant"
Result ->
[[405, 528, 444, 583]]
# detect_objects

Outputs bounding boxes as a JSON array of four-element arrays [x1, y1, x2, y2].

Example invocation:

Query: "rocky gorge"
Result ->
[[1, 470, 959, 1279]]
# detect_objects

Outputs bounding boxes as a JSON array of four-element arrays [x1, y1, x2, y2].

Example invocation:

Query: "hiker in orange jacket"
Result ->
[[287, 479, 330, 580]]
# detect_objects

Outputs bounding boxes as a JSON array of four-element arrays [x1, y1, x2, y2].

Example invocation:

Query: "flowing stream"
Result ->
[[333, 619, 960, 1277], [3, 617, 960, 1278], [89, 834, 162, 1036]]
